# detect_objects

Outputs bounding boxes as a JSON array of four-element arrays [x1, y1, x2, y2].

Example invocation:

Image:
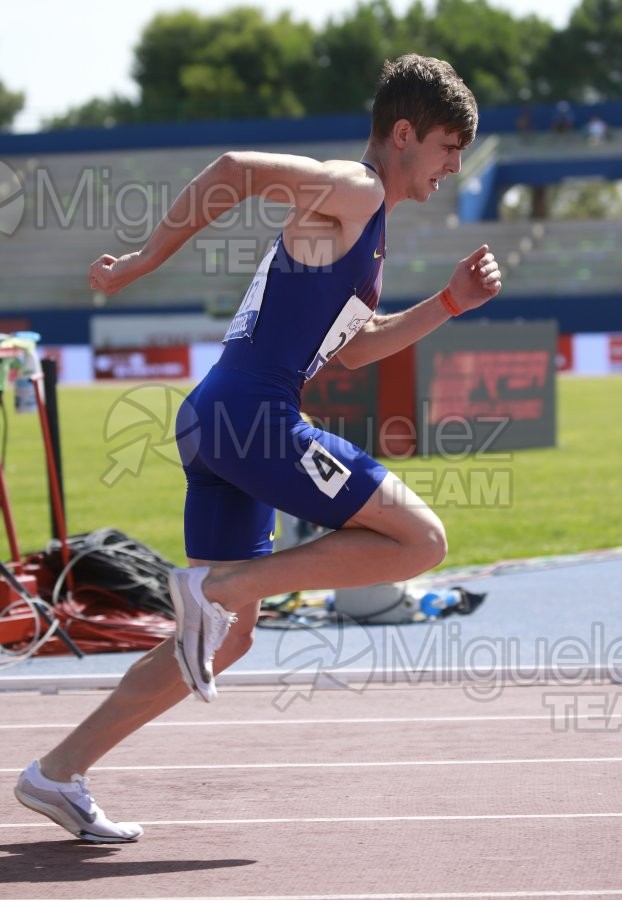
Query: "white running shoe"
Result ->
[[168, 566, 237, 702], [14, 760, 143, 843]]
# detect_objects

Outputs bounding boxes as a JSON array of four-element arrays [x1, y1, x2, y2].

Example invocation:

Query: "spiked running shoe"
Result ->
[[14, 760, 143, 843], [168, 566, 237, 702]]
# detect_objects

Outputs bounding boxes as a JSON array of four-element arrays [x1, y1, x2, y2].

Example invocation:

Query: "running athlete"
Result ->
[[15, 53, 501, 843]]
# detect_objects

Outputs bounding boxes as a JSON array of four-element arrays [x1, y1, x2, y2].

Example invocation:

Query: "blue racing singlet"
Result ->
[[177, 182, 391, 560], [218, 200, 386, 396]]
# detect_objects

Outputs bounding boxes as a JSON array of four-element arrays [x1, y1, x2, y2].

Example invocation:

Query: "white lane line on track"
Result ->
[[1, 713, 621, 729], [48, 892, 622, 900], [2, 756, 622, 774], [44, 892, 622, 900], [5, 811, 622, 830], [24, 892, 622, 900]]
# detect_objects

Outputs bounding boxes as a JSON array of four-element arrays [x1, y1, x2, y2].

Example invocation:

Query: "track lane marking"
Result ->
[[1, 712, 621, 729], [5, 892, 622, 900], [2, 756, 622, 774], [5, 810, 622, 829], [52, 888, 622, 900], [46, 892, 622, 899], [41, 892, 622, 900]]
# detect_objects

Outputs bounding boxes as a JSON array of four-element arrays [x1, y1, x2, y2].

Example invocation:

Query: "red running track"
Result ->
[[1, 681, 622, 899]]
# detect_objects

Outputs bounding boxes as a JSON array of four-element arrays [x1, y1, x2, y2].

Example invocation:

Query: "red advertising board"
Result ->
[[556, 334, 574, 371], [301, 358, 377, 454], [94, 346, 190, 380], [414, 320, 557, 454], [609, 335, 622, 371]]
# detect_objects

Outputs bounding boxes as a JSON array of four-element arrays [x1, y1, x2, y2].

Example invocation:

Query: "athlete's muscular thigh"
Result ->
[[343, 470, 447, 551]]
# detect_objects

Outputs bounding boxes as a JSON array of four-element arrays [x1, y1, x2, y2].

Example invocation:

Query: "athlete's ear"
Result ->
[[392, 118, 415, 149]]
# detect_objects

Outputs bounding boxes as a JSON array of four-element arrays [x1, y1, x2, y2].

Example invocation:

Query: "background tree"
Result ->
[[310, 0, 398, 114], [43, 96, 140, 130], [423, 0, 554, 105], [131, 9, 213, 121], [533, 0, 622, 102], [133, 7, 317, 120], [0, 79, 25, 130], [37, 0, 622, 130]]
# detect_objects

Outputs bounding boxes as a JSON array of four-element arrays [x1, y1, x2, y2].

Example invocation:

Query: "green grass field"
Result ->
[[1, 375, 620, 569]]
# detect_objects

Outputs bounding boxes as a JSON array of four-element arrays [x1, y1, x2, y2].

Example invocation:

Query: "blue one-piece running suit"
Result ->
[[176, 192, 390, 560]]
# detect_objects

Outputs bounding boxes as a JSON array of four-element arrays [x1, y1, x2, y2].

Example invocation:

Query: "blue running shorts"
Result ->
[[176, 365, 388, 561]]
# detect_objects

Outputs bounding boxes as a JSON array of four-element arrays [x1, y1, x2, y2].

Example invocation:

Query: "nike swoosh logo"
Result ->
[[374, 249, 383, 259], [61, 792, 97, 824], [269, 531, 276, 541]]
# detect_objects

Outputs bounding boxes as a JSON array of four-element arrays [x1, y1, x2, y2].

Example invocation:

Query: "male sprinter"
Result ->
[[15, 54, 501, 842]]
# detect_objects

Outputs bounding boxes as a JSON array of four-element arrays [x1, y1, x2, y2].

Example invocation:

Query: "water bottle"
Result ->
[[419, 588, 462, 619], [14, 332, 42, 414]]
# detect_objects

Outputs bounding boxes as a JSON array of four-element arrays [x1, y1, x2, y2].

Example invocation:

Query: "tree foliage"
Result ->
[[21, 0, 622, 130], [309, 1, 397, 114], [0, 79, 25, 130], [131, 8, 317, 121], [43, 96, 140, 130], [535, 0, 622, 102], [426, 0, 554, 105]]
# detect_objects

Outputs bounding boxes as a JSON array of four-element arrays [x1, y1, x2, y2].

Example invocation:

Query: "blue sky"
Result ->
[[4, 0, 578, 132]]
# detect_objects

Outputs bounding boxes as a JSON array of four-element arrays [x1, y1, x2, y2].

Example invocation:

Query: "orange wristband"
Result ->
[[439, 287, 462, 317]]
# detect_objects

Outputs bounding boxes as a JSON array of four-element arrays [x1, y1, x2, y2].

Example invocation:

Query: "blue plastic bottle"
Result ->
[[419, 589, 462, 618], [14, 332, 42, 414]]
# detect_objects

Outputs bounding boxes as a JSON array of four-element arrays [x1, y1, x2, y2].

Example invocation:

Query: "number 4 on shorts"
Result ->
[[300, 439, 352, 499]]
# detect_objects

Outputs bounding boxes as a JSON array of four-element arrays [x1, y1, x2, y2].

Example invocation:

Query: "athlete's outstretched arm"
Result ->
[[89, 153, 240, 295], [339, 244, 502, 369], [89, 152, 382, 296]]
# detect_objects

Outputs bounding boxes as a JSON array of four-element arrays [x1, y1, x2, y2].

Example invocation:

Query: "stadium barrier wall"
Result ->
[[35, 332, 622, 387]]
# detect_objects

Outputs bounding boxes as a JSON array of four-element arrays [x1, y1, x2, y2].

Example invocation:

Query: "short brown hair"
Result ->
[[371, 54, 478, 147]]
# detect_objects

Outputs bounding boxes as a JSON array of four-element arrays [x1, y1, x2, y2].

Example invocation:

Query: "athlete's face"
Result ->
[[399, 125, 464, 203]]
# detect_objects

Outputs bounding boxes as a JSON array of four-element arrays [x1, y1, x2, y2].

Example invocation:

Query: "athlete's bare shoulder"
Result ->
[[223, 150, 385, 224], [319, 158, 385, 221], [280, 159, 384, 267]]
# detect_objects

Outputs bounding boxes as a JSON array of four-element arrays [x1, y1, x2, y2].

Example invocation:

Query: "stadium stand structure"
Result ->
[[3, 141, 374, 314], [1, 111, 621, 341]]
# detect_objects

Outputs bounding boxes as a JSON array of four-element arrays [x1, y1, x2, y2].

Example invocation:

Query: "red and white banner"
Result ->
[[93, 346, 191, 380], [36, 335, 622, 384]]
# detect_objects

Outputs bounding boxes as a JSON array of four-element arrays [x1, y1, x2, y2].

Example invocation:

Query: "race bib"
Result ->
[[302, 294, 373, 382], [224, 240, 279, 342], [300, 440, 352, 498]]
